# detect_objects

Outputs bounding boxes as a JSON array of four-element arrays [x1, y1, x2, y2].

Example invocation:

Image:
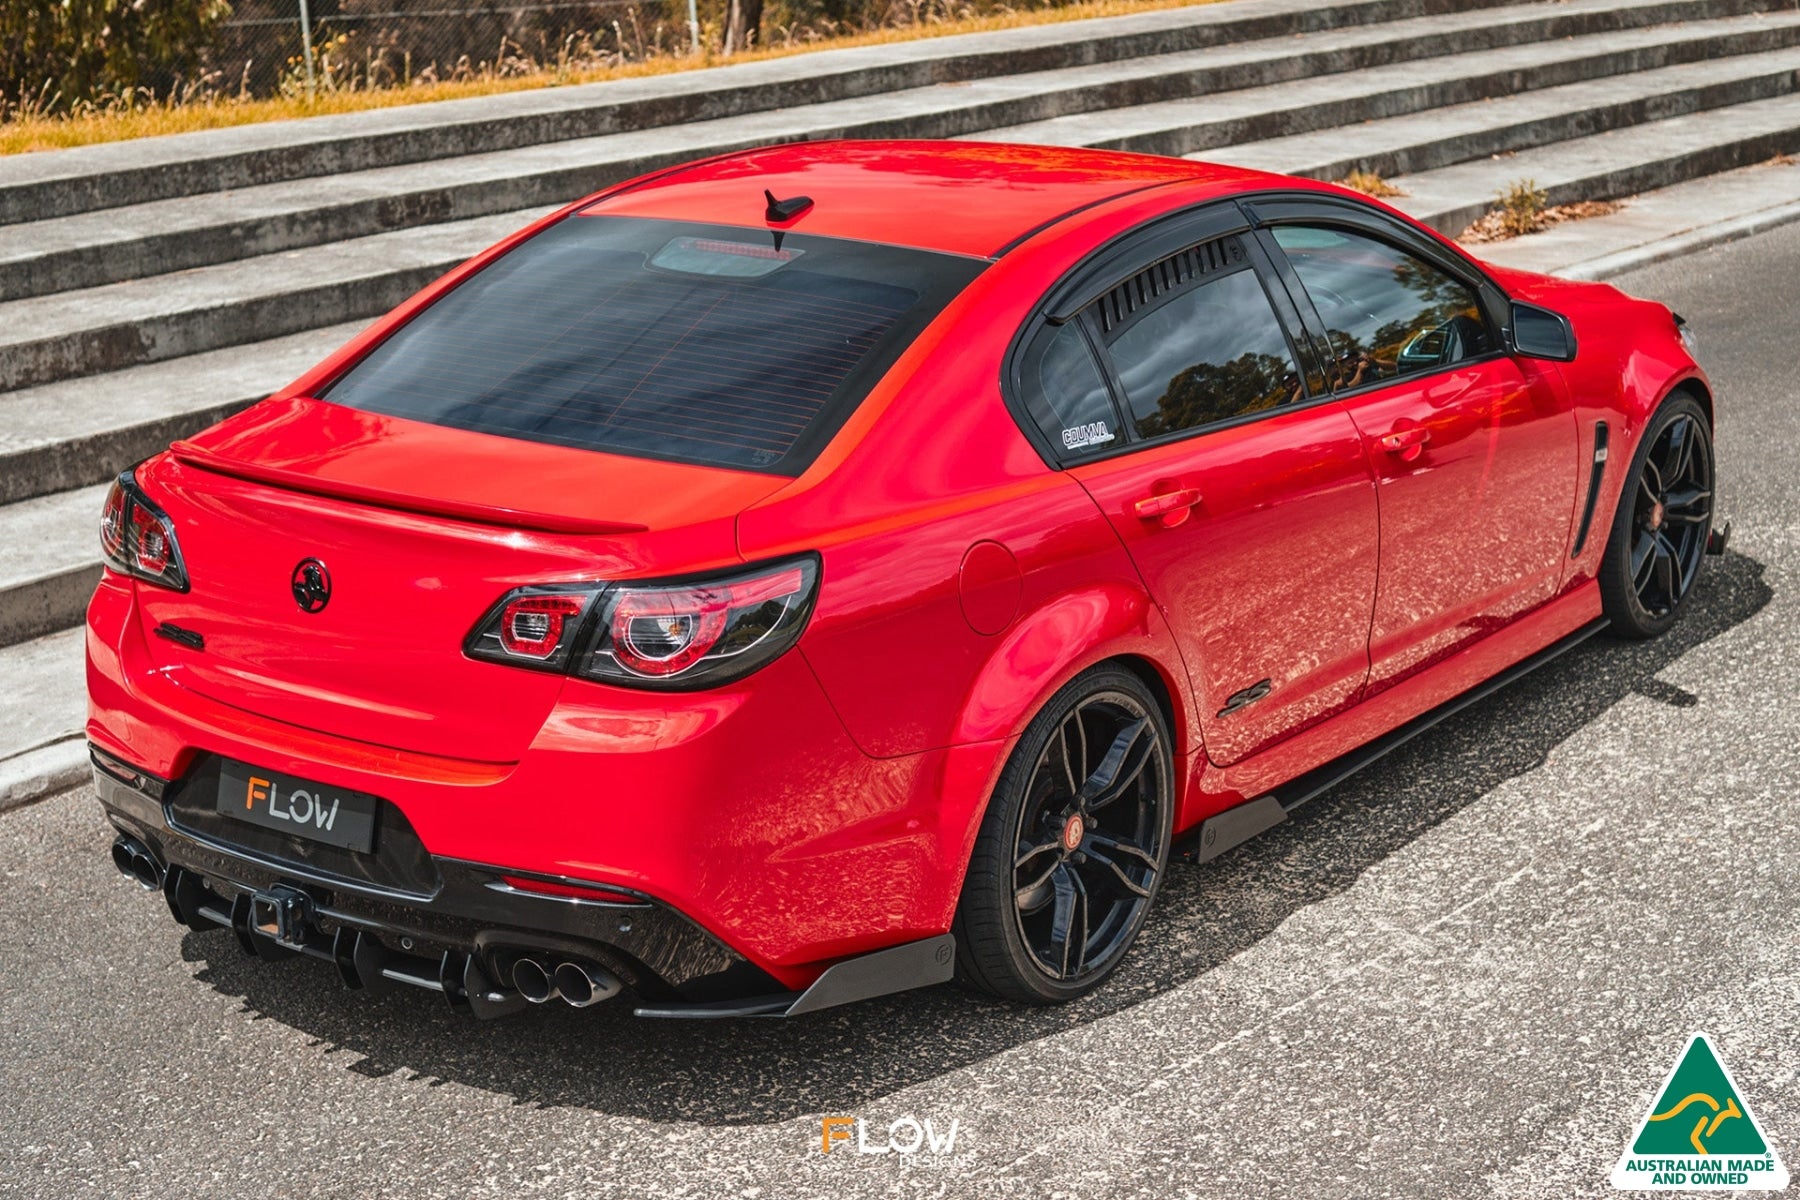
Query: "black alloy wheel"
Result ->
[[954, 666, 1173, 1003], [1601, 392, 1714, 639]]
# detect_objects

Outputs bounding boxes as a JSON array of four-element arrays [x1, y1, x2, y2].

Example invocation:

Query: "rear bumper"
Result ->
[[93, 751, 785, 1010], [86, 573, 1009, 995]]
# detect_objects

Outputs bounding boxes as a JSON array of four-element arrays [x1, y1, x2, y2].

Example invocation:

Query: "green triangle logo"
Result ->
[[1612, 1033, 1789, 1191]]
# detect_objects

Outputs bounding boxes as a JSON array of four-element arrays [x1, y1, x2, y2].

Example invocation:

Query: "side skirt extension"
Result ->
[[1178, 617, 1609, 864]]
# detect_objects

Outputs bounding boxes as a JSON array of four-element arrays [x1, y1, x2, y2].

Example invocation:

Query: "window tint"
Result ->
[[1272, 225, 1492, 390], [1018, 321, 1119, 456], [325, 216, 984, 474], [1106, 267, 1303, 440]]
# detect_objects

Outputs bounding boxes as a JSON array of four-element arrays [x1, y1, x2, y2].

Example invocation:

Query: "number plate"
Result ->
[[215, 760, 378, 853]]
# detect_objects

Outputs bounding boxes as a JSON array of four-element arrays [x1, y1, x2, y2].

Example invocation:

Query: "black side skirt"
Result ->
[[1179, 617, 1609, 863]]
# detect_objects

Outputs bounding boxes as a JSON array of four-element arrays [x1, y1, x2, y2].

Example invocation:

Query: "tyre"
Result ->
[[1598, 392, 1714, 640], [953, 664, 1174, 1003]]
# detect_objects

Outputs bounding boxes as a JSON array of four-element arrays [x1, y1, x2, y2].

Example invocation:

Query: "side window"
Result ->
[[1272, 225, 1493, 390], [1018, 320, 1121, 456], [1104, 265, 1304, 440]]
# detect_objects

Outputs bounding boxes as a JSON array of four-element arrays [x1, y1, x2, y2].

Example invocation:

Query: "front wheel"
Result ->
[[1598, 392, 1714, 639], [952, 665, 1174, 1004]]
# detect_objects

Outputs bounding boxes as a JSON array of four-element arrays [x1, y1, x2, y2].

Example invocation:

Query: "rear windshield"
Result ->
[[324, 215, 985, 474]]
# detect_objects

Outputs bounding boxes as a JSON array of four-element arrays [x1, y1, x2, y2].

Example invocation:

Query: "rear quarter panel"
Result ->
[[736, 206, 1208, 798]]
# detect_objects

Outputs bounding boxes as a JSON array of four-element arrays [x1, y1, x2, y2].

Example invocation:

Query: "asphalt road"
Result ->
[[3, 222, 1798, 1200]]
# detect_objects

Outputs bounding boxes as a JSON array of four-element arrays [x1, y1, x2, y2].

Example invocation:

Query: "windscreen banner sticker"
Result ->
[[1061, 420, 1114, 451]]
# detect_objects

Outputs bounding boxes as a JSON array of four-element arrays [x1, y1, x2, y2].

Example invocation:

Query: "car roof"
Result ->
[[582, 140, 1285, 259]]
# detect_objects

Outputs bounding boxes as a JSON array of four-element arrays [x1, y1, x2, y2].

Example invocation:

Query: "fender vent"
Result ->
[[1572, 421, 1609, 557], [1097, 235, 1247, 333]]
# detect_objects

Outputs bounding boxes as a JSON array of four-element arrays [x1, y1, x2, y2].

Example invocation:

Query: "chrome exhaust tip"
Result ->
[[110, 835, 162, 891], [511, 957, 557, 1004], [553, 961, 622, 1008]]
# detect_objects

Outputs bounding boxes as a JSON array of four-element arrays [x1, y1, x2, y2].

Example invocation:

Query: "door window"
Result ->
[[1017, 320, 1121, 456], [1104, 264, 1304, 441], [1271, 226, 1493, 390]]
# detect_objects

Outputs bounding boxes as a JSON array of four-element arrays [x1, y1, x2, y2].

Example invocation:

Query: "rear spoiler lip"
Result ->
[[167, 441, 651, 537]]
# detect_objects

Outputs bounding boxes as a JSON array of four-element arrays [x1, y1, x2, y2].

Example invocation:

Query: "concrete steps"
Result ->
[[3, 0, 1798, 649], [1383, 91, 1800, 233], [0, 485, 108, 648], [0, 0, 1749, 303], [1202, 42, 1800, 183], [974, 18, 1800, 160], [0, 0, 1518, 226], [0, 323, 361, 506]]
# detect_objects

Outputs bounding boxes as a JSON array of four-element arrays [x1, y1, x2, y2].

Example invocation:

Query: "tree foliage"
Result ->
[[0, 0, 230, 111]]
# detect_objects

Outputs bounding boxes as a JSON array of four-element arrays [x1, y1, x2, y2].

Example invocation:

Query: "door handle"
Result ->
[[1132, 486, 1203, 528], [1379, 426, 1430, 463]]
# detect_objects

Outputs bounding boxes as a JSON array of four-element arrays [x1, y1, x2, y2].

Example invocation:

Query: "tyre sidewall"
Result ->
[[1600, 392, 1712, 639]]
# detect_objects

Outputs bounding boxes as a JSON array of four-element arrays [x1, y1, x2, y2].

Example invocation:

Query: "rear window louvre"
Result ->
[[324, 217, 984, 475], [1096, 236, 1247, 334]]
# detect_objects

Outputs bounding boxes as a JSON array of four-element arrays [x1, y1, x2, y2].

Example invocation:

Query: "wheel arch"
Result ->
[[1666, 373, 1713, 427], [948, 583, 1199, 761]]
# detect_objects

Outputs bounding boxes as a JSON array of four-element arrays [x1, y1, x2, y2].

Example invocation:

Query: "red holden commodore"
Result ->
[[89, 141, 1719, 1018]]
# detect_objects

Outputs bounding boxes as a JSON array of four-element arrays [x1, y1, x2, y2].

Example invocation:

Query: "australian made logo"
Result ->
[[1611, 1033, 1789, 1191]]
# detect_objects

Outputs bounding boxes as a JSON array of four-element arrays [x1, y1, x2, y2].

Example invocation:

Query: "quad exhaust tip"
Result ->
[[110, 835, 164, 892], [554, 961, 623, 1007], [511, 957, 557, 1004], [511, 956, 622, 1007]]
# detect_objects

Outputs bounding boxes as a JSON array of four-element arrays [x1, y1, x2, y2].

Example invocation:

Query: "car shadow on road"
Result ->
[[180, 550, 1772, 1126]]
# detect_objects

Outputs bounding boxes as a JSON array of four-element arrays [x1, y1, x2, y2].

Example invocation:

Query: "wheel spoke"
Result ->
[[1663, 486, 1711, 524], [1014, 849, 1059, 912], [1657, 418, 1690, 487], [1079, 718, 1153, 812], [1657, 530, 1686, 598], [1087, 831, 1158, 872], [1630, 531, 1658, 590], [1084, 844, 1153, 899], [1651, 537, 1677, 609], [1014, 838, 1059, 873], [1642, 456, 1663, 499], [1069, 870, 1089, 976], [1046, 866, 1086, 978]]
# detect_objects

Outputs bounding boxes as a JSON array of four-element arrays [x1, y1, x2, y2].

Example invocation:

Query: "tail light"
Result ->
[[99, 470, 189, 592], [466, 585, 599, 672], [465, 556, 819, 690]]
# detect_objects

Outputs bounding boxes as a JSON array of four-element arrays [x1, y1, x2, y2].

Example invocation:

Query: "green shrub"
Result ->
[[0, 0, 231, 114], [1494, 178, 1549, 237]]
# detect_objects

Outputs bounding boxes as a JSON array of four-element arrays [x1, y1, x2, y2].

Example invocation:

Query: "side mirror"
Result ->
[[1506, 302, 1577, 361]]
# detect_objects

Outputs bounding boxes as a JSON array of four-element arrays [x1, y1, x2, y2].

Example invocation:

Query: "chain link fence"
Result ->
[[0, 0, 987, 114], [212, 0, 709, 97]]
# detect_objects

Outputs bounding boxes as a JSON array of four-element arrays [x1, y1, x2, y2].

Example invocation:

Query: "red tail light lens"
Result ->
[[98, 471, 189, 592], [466, 584, 602, 672], [498, 593, 588, 659], [582, 557, 819, 689], [465, 557, 819, 690]]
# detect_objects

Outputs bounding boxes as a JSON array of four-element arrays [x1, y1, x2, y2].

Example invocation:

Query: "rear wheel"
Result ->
[[953, 665, 1173, 1003], [1599, 392, 1714, 639]]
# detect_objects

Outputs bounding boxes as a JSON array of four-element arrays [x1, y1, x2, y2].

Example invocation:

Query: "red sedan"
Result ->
[[88, 141, 1718, 1017]]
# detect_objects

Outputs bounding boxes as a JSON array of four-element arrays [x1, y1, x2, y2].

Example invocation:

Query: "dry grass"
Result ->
[[1459, 198, 1623, 244], [1337, 169, 1407, 198], [0, 0, 1233, 157]]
